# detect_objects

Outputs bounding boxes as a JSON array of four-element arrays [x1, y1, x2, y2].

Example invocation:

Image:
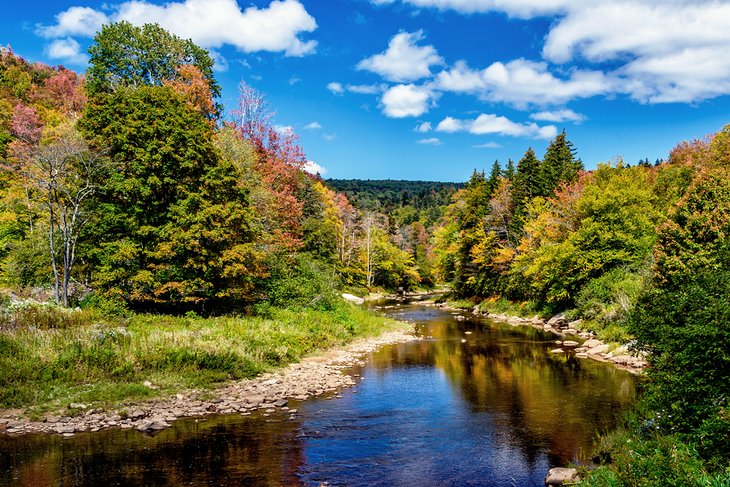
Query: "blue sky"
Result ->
[[4, 0, 730, 181]]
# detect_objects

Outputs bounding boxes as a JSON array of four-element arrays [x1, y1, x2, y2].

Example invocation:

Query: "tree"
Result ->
[[86, 21, 219, 101], [13, 125, 107, 305], [538, 130, 582, 197], [510, 147, 541, 239], [486, 160, 502, 196], [79, 85, 240, 308]]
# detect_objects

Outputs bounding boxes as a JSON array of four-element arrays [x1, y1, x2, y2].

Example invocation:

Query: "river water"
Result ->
[[0, 301, 636, 486]]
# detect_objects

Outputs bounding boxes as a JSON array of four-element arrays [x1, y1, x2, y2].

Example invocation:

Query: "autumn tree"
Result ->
[[86, 21, 219, 102]]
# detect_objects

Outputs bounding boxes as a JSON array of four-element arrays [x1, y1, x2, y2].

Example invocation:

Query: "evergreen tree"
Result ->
[[505, 159, 515, 180], [538, 130, 582, 197], [510, 148, 541, 238], [486, 160, 502, 196]]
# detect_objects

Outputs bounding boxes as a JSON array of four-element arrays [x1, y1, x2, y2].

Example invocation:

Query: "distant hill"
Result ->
[[325, 179, 464, 212]]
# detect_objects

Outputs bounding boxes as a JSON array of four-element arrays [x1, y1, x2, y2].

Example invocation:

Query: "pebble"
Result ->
[[1, 328, 419, 436]]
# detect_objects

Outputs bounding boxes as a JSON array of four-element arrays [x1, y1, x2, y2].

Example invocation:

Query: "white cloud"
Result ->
[[209, 49, 228, 72], [473, 141, 503, 149], [371, 0, 571, 18], [36, 6, 109, 38], [327, 82, 345, 95], [417, 137, 442, 145], [304, 160, 327, 175], [435, 116, 466, 133], [381, 84, 436, 118], [289, 75, 301, 85], [45, 37, 88, 65], [323, 133, 336, 141], [346, 83, 387, 94], [437, 113, 557, 139], [39, 0, 317, 56], [436, 59, 611, 108], [530, 109, 585, 123], [414, 121, 432, 132], [304, 121, 322, 130], [357, 30, 443, 82]]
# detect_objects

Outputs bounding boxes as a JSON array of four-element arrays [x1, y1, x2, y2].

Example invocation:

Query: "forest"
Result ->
[[1, 19, 729, 485]]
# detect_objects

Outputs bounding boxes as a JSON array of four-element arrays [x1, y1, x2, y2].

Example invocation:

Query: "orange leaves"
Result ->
[[162, 64, 215, 120]]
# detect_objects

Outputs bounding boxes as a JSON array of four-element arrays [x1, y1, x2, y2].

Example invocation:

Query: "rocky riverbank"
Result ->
[[430, 302, 647, 374], [0, 329, 419, 437]]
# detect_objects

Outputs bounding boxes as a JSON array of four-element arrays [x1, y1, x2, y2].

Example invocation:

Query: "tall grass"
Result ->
[[0, 301, 405, 415]]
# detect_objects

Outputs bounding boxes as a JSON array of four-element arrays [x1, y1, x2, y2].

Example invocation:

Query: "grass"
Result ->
[[0, 301, 406, 417], [579, 428, 730, 487]]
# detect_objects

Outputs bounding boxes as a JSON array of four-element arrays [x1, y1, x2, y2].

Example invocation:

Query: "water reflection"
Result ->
[[0, 302, 635, 487]]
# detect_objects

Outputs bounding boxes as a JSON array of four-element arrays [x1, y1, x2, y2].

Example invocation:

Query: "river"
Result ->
[[0, 300, 636, 486]]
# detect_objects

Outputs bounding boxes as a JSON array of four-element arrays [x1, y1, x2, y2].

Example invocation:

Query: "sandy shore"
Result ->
[[0, 328, 419, 436]]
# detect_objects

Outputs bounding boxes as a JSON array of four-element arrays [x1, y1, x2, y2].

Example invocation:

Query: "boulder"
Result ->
[[550, 348, 565, 354], [547, 314, 566, 327], [587, 344, 610, 355], [583, 339, 602, 349], [562, 341, 579, 347], [545, 467, 580, 485]]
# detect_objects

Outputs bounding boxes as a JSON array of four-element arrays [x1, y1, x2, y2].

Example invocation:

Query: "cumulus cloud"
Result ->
[[327, 82, 345, 95], [436, 59, 611, 108], [377, 0, 730, 105], [36, 6, 109, 38], [357, 30, 443, 82], [304, 160, 327, 175], [414, 121, 432, 132], [38, 0, 317, 56], [530, 109, 585, 123], [45, 37, 88, 65], [436, 113, 557, 139], [417, 137, 442, 145], [381, 84, 437, 118]]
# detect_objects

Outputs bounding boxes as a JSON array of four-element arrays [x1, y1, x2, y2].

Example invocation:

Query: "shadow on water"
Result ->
[[0, 300, 636, 486]]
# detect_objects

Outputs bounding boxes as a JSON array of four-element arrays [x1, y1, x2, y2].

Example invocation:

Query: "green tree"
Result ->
[[79, 85, 254, 309], [86, 21, 219, 102], [538, 130, 582, 197], [510, 147, 541, 239]]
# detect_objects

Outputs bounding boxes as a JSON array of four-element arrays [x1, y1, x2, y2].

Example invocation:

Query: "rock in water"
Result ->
[[545, 467, 580, 485]]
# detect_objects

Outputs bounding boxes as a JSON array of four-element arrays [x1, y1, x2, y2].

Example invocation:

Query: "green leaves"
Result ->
[[86, 21, 219, 100]]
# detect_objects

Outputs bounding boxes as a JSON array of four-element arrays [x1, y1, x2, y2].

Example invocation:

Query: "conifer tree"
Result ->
[[538, 130, 582, 197]]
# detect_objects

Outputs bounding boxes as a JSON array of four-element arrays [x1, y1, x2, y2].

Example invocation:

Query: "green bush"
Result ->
[[264, 253, 341, 311]]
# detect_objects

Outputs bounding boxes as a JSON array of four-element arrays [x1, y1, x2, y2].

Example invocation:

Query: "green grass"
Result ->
[[0, 301, 405, 416], [580, 428, 730, 486]]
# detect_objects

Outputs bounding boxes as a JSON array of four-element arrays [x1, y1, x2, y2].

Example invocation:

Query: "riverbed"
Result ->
[[0, 301, 636, 486]]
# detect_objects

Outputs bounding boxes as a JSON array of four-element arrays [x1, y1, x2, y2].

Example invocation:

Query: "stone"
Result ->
[[55, 425, 76, 434], [69, 403, 87, 409], [562, 341, 579, 347], [273, 399, 288, 407], [129, 409, 146, 420], [547, 314, 566, 327], [46, 415, 61, 423], [587, 344, 610, 355], [545, 467, 580, 485], [583, 339, 602, 349], [550, 348, 565, 354]]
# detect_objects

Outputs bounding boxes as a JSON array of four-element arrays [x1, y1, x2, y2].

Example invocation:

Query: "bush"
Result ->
[[264, 253, 341, 311]]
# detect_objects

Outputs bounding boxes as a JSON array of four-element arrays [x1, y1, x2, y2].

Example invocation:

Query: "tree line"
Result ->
[[0, 22, 435, 314]]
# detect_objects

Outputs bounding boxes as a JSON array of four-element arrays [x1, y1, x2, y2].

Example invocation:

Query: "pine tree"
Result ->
[[510, 147, 541, 239], [505, 159, 515, 180], [486, 160, 502, 196], [538, 130, 582, 197]]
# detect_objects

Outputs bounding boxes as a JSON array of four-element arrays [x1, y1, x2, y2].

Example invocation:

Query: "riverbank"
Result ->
[[427, 300, 647, 374], [0, 300, 415, 435]]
